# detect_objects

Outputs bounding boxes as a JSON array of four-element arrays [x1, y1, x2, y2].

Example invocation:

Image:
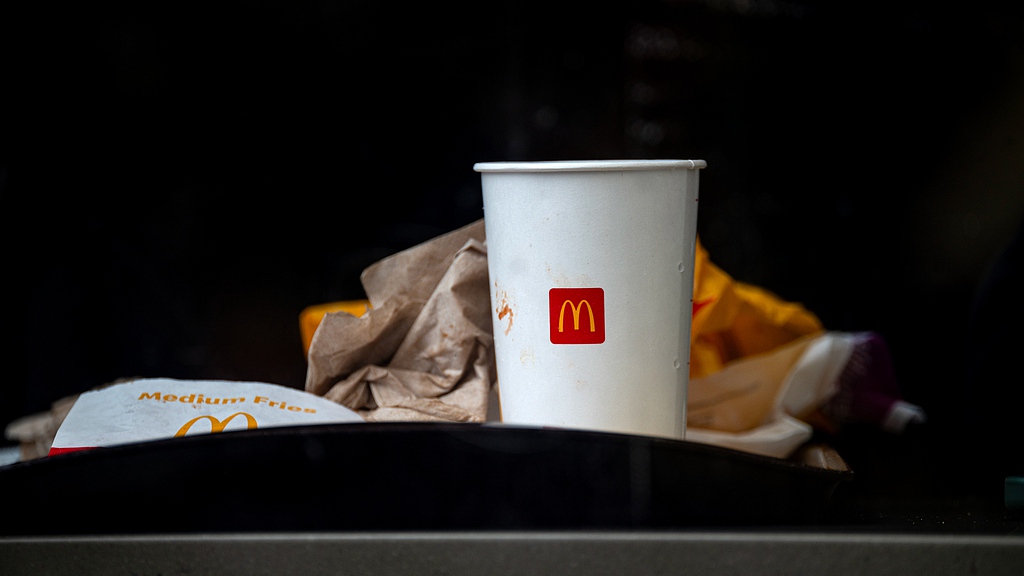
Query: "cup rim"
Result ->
[[473, 159, 707, 173]]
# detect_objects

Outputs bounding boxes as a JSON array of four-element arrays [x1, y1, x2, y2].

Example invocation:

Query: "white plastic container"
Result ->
[[475, 159, 705, 439]]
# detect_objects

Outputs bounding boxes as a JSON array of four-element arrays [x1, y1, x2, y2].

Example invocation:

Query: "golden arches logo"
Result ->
[[549, 287, 605, 345], [174, 412, 258, 437], [557, 299, 596, 333]]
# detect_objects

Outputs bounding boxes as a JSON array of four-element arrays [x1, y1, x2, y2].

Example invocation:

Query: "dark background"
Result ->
[[2, 0, 1023, 517]]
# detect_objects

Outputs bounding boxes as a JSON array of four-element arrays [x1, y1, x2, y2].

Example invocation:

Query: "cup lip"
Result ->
[[473, 159, 707, 173]]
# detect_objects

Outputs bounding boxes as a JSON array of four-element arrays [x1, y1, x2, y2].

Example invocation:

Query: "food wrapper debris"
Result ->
[[303, 219, 923, 459], [5, 393, 81, 462], [47, 378, 363, 456], [685, 242, 924, 457], [5, 219, 922, 464], [304, 220, 497, 424]]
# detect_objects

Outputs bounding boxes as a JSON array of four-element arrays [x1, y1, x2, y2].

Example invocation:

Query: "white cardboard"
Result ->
[[50, 378, 364, 453]]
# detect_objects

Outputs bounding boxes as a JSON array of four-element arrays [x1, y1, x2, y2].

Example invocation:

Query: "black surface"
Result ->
[[0, 423, 853, 535], [3, 1, 1024, 462], [3, 1, 1024, 537]]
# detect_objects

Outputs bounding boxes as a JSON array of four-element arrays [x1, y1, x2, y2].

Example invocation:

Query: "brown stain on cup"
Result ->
[[495, 286, 514, 335]]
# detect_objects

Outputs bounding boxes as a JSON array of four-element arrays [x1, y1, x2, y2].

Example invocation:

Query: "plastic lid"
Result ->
[[473, 159, 707, 172]]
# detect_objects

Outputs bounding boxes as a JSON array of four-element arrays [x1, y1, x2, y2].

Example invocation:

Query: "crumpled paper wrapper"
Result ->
[[304, 220, 497, 423], [3, 219, 902, 465], [686, 332, 857, 458], [4, 394, 79, 462], [303, 219, 921, 461]]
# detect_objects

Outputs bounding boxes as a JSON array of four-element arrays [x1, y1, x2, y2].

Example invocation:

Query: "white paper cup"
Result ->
[[475, 159, 705, 439]]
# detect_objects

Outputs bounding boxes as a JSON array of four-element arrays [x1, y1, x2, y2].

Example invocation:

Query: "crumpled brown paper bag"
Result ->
[[304, 220, 497, 423]]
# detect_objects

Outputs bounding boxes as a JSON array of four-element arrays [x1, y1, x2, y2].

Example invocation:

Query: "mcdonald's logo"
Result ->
[[549, 287, 605, 344], [174, 412, 258, 437]]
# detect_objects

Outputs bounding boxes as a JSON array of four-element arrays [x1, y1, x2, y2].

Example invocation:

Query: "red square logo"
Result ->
[[549, 287, 605, 344]]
